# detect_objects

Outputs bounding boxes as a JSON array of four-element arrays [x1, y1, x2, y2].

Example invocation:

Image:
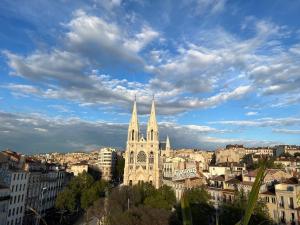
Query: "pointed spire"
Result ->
[[128, 98, 139, 141], [166, 136, 170, 150], [147, 97, 158, 141], [148, 98, 157, 130]]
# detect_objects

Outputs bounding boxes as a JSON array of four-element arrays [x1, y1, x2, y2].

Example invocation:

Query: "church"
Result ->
[[123, 98, 172, 188]]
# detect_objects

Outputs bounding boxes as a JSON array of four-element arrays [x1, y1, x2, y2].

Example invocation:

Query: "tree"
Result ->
[[144, 185, 176, 210], [114, 155, 125, 182], [106, 184, 179, 225], [185, 187, 210, 204], [55, 187, 77, 212], [183, 187, 214, 225]]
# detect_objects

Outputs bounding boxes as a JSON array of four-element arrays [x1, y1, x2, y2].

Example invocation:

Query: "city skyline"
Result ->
[[1, 0, 300, 153]]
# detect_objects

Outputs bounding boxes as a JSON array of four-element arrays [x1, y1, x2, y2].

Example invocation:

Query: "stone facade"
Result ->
[[123, 99, 170, 188]]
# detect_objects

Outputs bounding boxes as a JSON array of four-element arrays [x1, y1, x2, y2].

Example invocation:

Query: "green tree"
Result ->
[[144, 185, 176, 210], [183, 187, 213, 225], [114, 155, 125, 182], [55, 187, 77, 212], [185, 187, 210, 204]]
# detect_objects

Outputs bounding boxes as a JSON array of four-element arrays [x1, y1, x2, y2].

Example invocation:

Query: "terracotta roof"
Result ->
[[282, 177, 299, 184], [247, 168, 285, 177], [211, 175, 225, 181], [240, 181, 254, 186], [226, 178, 241, 184], [261, 190, 275, 195], [222, 189, 235, 193]]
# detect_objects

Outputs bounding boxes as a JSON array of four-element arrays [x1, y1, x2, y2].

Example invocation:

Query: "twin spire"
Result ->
[[128, 97, 158, 142]]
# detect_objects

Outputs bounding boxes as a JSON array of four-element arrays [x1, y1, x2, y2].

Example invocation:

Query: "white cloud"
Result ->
[[211, 117, 300, 127], [273, 128, 300, 134], [246, 111, 258, 116], [34, 127, 48, 132], [0, 111, 277, 153]]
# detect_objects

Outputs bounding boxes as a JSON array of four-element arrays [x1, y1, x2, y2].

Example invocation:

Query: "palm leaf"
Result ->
[[236, 160, 268, 225]]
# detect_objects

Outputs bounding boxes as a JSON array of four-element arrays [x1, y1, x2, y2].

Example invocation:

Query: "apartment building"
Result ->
[[275, 178, 300, 225], [68, 163, 88, 176], [0, 185, 10, 225], [0, 166, 28, 225], [215, 145, 246, 164], [94, 148, 117, 181]]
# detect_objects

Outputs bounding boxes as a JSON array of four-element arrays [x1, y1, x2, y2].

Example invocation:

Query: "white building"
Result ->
[[0, 185, 10, 225], [94, 148, 117, 181], [0, 166, 28, 225]]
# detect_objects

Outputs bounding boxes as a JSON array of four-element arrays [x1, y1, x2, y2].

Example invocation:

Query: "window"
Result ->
[[137, 151, 146, 163], [131, 130, 135, 141], [272, 197, 276, 203], [149, 151, 154, 164], [18, 195, 20, 203], [151, 129, 153, 140], [12, 208, 15, 216], [19, 185, 21, 191], [17, 174, 19, 180], [289, 197, 294, 209], [129, 151, 134, 164]]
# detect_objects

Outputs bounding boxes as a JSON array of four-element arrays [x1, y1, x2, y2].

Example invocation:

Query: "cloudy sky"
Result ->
[[0, 0, 300, 154]]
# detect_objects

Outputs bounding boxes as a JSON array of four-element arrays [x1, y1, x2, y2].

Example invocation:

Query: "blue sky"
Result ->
[[0, 0, 300, 153]]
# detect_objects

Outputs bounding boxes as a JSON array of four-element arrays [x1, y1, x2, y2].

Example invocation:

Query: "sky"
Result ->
[[0, 0, 300, 154]]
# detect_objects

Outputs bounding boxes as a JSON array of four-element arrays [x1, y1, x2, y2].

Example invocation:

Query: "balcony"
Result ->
[[289, 204, 294, 209]]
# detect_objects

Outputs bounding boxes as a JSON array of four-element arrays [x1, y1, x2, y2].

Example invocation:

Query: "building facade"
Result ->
[[95, 148, 117, 181], [0, 185, 10, 225], [123, 99, 170, 188]]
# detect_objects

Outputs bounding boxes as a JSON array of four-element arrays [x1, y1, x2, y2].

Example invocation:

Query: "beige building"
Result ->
[[216, 145, 246, 164], [69, 163, 88, 176], [275, 178, 300, 225], [123, 99, 171, 188], [94, 148, 117, 181]]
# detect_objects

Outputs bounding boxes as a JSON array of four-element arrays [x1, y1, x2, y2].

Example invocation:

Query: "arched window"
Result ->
[[131, 130, 135, 141], [129, 151, 134, 164], [137, 151, 146, 163], [149, 151, 154, 164], [151, 129, 153, 140]]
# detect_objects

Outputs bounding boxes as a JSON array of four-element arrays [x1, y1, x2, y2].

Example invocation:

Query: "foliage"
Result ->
[[279, 152, 292, 158], [181, 193, 192, 225], [55, 187, 76, 211], [107, 183, 179, 225], [113, 155, 125, 182], [55, 171, 109, 212], [253, 158, 283, 169], [183, 187, 213, 225], [185, 187, 210, 204], [237, 160, 268, 225]]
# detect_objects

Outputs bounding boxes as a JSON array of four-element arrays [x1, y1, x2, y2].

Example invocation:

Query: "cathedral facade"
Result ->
[[123, 99, 171, 188]]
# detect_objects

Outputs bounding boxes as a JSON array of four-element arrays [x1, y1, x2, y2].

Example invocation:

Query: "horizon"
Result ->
[[0, 0, 300, 154]]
